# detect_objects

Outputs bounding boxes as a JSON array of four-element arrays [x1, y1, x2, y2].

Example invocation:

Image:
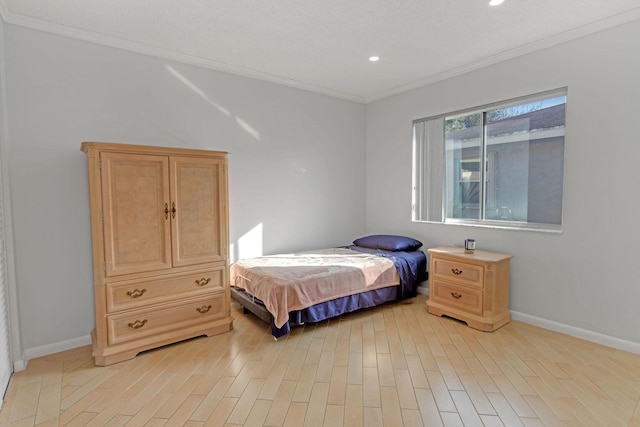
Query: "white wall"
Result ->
[[3, 24, 366, 364], [4, 16, 640, 365], [365, 20, 640, 349]]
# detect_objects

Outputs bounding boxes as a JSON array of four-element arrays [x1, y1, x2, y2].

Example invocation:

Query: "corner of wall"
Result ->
[[20, 334, 92, 369]]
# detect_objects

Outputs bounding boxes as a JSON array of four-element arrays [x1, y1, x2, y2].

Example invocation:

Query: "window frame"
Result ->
[[412, 88, 567, 233]]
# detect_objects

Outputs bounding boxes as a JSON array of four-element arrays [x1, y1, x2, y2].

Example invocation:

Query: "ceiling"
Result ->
[[1, 1, 639, 103]]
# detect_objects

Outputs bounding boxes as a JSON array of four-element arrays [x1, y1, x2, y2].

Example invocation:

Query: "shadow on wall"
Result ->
[[165, 64, 262, 141]]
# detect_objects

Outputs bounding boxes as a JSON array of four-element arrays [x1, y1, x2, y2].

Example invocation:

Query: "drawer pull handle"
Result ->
[[128, 319, 148, 329], [195, 277, 211, 287], [451, 292, 462, 299], [451, 268, 463, 275], [126, 288, 147, 298], [164, 203, 169, 220], [197, 305, 212, 314]]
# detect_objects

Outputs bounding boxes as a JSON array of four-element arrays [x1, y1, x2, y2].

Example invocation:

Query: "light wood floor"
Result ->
[[3, 294, 640, 426]]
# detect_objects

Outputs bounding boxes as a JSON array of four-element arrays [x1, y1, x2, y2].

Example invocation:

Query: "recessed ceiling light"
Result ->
[[369, 56, 380, 62], [489, 0, 504, 5]]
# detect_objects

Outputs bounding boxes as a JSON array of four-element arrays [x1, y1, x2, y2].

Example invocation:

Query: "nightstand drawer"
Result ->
[[431, 279, 483, 315], [107, 294, 227, 345], [432, 258, 483, 288]]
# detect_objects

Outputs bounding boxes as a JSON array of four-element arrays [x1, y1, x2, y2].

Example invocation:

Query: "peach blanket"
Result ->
[[231, 248, 400, 328]]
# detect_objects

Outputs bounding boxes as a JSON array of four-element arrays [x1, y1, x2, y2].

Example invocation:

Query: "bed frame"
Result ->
[[231, 286, 273, 324]]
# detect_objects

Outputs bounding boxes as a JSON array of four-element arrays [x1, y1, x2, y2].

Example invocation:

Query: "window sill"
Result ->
[[415, 219, 563, 234]]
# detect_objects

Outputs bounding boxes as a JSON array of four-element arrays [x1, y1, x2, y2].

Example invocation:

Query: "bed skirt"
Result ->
[[231, 285, 405, 338]]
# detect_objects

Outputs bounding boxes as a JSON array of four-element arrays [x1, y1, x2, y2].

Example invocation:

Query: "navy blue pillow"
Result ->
[[352, 235, 422, 252]]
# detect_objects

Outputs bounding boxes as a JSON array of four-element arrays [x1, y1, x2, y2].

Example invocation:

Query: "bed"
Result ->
[[230, 235, 428, 338]]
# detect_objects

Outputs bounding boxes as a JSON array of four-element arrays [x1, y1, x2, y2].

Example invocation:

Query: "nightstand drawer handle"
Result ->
[[197, 305, 212, 314], [195, 277, 211, 287], [451, 268, 463, 275], [128, 319, 147, 329], [451, 292, 462, 299], [126, 289, 147, 298]]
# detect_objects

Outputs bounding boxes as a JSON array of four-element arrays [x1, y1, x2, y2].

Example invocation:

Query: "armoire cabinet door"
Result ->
[[101, 152, 172, 276], [170, 156, 227, 267]]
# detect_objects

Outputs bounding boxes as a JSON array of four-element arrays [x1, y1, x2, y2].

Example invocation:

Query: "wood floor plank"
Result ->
[[415, 388, 444, 427], [346, 351, 363, 385], [380, 386, 403, 426], [405, 354, 429, 389], [282, 401, 307, 427], [323, 404, 344, 427], [2, 295, 640, 427], [523, 376, 576, 422], [629, 399, 640, 426], [363, 406, 383, 427], [343, 384, 363, 427], [224, 378, 265, 425], [377, 353, 395, 387], [457, 371, 496, 416], [326, 365, 347, 405], [362, 366, 381, 407], [479, 414, 506, 427], [303, 382, 329, 427], [242, 398, 271, 427], [34, 383, 61, 425], [9, 381, 39, 422], [425, 370, 456, 412], [315, 350, 335, 382], [190, 375, 234, 422], [401, 408, 423, 427], [522, 394, 565, 427], [450, 390, 484, 427], [291, 364, 318, 402], [202, 396, 237, 427], [486, 392, 526, 427], [257, 361, 288, 400], [394, 368, 419, 410], [263, 379, 297, 426], [123, 391, 172, 425]]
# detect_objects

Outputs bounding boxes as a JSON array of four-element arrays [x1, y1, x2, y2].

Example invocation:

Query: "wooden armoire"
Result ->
[[81, 142, 233, 366]]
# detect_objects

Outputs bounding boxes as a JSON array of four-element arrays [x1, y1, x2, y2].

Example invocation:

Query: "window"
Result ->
[[412, 89, 566, 231]]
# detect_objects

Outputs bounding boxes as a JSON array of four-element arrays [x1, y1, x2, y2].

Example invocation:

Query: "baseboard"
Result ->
[[510, 311, 640, 355], [416, 281, 429, 296], [17, 334, 92, 371], [418, 285, 639, 355], [12, 359, 26, 372]]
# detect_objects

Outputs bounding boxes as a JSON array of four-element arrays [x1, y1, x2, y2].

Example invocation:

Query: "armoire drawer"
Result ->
[[106, 268, 225, 313], [431, 279, 483, 315], [432, 258, 484, 288], [107, 293, 227, 345]]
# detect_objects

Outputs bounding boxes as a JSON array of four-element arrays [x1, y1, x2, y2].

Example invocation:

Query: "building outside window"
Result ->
[[412, 89, 566, 231]]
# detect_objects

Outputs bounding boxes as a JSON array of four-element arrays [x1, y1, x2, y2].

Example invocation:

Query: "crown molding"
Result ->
[[365, 8, 640, 103], [0, 6, 367, 104]]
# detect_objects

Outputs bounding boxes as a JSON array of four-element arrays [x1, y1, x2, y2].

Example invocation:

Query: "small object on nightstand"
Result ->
[[464, 238, 476, 253]]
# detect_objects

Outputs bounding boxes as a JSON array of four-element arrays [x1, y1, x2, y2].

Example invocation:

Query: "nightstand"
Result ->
[[426, 246, 511, 331]]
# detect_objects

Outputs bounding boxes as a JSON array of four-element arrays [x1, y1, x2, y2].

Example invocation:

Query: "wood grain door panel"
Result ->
[[170, 156, 226, 267], [101, 152, 172, 276]]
